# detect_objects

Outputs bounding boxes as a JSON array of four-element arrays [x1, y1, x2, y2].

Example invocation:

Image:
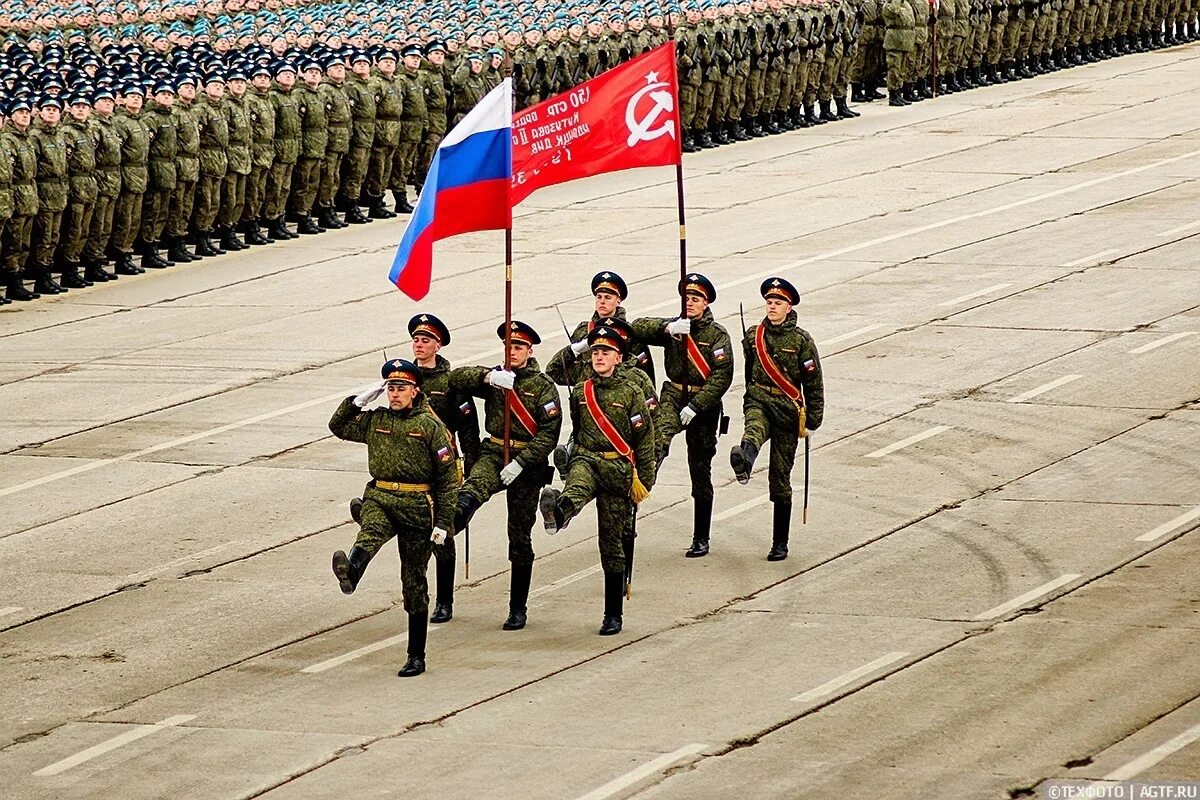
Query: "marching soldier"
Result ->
[[539, 319, 656, 636], [632, 273, 734, 559], [329, 358, 459, 677], [730, 278, 825, 560], [450, 321, 562, 631]]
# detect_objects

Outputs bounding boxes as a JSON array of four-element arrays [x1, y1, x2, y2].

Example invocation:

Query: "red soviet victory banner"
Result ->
[[511, 42, 682, 206]]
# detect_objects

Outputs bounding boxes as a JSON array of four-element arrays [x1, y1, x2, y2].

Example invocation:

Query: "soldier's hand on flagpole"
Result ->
[[680, 405, 698, 427], [570, 339, 589, 356], [487, 368, 517, 390], [500, 460, 524, 486], [431, 526, 453, 545], [353, 380, 388, 408], [666, 317, 691, 336]]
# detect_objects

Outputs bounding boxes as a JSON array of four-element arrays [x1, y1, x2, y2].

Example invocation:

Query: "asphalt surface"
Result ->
[[2, 43, 1199, 800]]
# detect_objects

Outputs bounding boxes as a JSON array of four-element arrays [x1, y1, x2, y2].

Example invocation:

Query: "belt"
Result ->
[[374, 480, 431, 493], [670, 382, 706, 393], [755, 382, 787, 396], [579, 446, 622, 460], [489, 436, 528, 449]]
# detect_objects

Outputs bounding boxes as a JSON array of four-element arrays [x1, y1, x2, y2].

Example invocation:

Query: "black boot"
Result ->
[[34, 271, 64, 294], [745, 116, 764, 137], [349, 497, 363, 525], [193, 234, 219, 257], [682, 132, 699, 153], [805, 103, 822, 125], [243, 220, 270, 245], [397, 612, 427, 677], [730, 440, 759, 484], [430, 556, 455, 623], [869, 84, 887, 100], [599, 570, 624, 635], [685, 495, 713, 558], [503, 562, 532, 630], [114, 252, 141, 275], [219, 226, 247, 251], [712, 125, 731, 144], [697, 129, 716, 148], [835, 96, 860, 118], [167, 235, 196, 263], [819, 99, 838, 122], [319, 206, 346, 229], [344, 204, 370, 225], [368, 195, 396, 219], [851, 83, 867, 102], [453, 492, 481, 533], [331, 545, 373, 594], [730, 121, 750, 141], [393, 190, 414, 214], [889, 91, 907, 107], [141, 242, 169, 269], [84, 257, 114, 283], [296, 215, 321, 235], [5, 274, 39, 301], [60, 263, 91, 288], [768, 501, 791, 561]]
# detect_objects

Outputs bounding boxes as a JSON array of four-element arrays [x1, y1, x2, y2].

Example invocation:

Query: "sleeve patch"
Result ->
[[437, 445, 453, 463], [803, 359, 816, 373], [543, 400, 560, 416], [459, 401, 472, 415], [713, 347, 728, 362], [631, 413, 644, 429], [646, 396, 659, 409]]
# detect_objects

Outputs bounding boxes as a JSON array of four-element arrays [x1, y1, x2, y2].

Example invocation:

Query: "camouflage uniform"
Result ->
[[110, 107, 150, 258], [317, 79, 352, 220], [340, 70, 376, 209], [266, 86, 301, 222], [416, 60, 449, 189], [194, 95, 229, 237], [1, 126, 37, 279], [139, 100, 176, 253], [58, 114, 98, 269], [219, 91, 252, 237], [84, 112, 122, 268], [291, 82, 327, 219], [0, 132, 13, 278], [31, 119, 69, 275], [166, 98, 200, 248], [366, 71, 403, 209], [243, 85, 275, 229], [393, 65, 428, 194]]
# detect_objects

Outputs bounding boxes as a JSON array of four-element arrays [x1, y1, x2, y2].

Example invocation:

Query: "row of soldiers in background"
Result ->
[[0, 37, 508, 304], [328, 271, 824, 675], [875, 0, 1200, 108]]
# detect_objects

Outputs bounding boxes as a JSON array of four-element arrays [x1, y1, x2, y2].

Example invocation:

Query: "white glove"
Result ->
[[431, 526, 452, 545], [488, 369, 517, 390], [570, 339, 589, 355], [500, 460, 524, 485], [665, 317, 691, 336], [679, 405, 697, 427], [353, 380, 388, 408]]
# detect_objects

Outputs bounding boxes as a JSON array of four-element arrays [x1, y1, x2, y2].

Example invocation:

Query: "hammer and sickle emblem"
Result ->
[[625, 73, 676, 148]]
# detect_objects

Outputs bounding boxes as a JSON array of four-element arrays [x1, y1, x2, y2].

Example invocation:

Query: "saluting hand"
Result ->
[[570, 339, 589, 356], [353, 380, 387, 408]]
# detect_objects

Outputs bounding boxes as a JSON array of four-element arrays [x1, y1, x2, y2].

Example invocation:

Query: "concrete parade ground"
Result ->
[[1, 39, 1199, 800]]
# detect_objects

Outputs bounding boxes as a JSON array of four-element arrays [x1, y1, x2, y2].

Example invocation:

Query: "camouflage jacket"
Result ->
[[62, 117, 98, 204], [113, 109, 150, 194], [5, 125, 39, 216], [224, 93, 252, 175], [173, 101, 201, 183], [0, 133, 13, 220], [328, 394, 459, 531], [419, 355, 482, 473], [741, 310, 825, 430], [569, 369, 657, 490], [145, 101, 178, 190], [89, 113, 123, 198], [345, 73, 376, 149], [371, 72, 404, 147], [632, 307, 734, 413], [546, 307, 655, 387], [294, 83, 328, 159], [449, 357, 563, 468], [196, 96, 229, 177], [270, 88, 302, 164], [33, 120, 69, 212], [247, 88, 276, 169], [320, 81, 352, 154]]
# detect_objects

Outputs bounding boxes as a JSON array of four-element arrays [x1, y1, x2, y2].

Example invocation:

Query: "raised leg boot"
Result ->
[[598, 570, 624, 635], [503, 562, 532, 630], [453, 492, 481, 533], [768, 501, 792, 561], [685, 495, 713, 558], [331, 545, 373, 594], [397, 612, 427, 677], [730, 440, 759, 485], [430, 555, 455, 623]]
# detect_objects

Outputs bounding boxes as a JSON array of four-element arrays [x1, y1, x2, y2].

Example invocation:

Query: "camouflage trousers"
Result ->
[[31, 209, 63, 269], [340, 145, 371, 204], [194, 173, 224, 233], [318, 150, 345, 210], [166, 179, 196, 239], [243, 166, 269, 222], [264, 161, 295, 219], [219, 171, 248, 229], [391, 132, 423, 190], [58, 198, 94, 263], [416, 117, 447, 186], [561, 448, 634, 575], [742, 387, 803, 503], [886, 49, 912, 91], [656, 383, 720, 503], [365, 144, 396, 198], [289, 157, 321, 215], [84, 195, 116, 261], [746, 67, 766, 117], [680, 81, 700, 130], [111, 189, 143, 253], [350, 483, 435, 615], [1, 214, 32, 274], [139, 185, 172, 243], [460, 439, 547, 566]]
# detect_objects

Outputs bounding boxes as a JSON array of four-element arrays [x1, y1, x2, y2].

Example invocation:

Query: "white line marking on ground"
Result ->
[[1006, 375, 1084, 403], [824, 324, 887, 345], [1060, 249, 1116, 267], [123, 541, 243, 584], [1127, 331, 1196, 354], [302, 628, 442, 674], [938, 283, 1014, 307], [790, 652, 910, 703], [973, 574, 1081, 620], [33, 715, 196, 777], [1136, 507, 1200, 543], [0, 606, 23, 617], [1104, 723, 1200, 780], [574, 743, 708, 800], [641, 148, 1200, 313], [1156, 220, 1200, 238], [529, 565, 604, 600], [865, 425, 951, 459], [12, 150, 1200, 497], [713, 494, 770, 522]]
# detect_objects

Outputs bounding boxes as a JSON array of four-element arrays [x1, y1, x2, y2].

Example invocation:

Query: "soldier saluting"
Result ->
[[329, 359, 460, 678], [539, 319, 656, 636], [633, 273, 734, 559], [450, 321, 562, 631], [730, 278, 824, 561]]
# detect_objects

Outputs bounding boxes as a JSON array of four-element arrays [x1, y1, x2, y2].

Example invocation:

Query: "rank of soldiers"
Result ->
[[2, 0, 1195, 305], [328, 271, 824, 676]]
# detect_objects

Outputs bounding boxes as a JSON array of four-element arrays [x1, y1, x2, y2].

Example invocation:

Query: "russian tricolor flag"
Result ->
[[389, 79, 513, 300]]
